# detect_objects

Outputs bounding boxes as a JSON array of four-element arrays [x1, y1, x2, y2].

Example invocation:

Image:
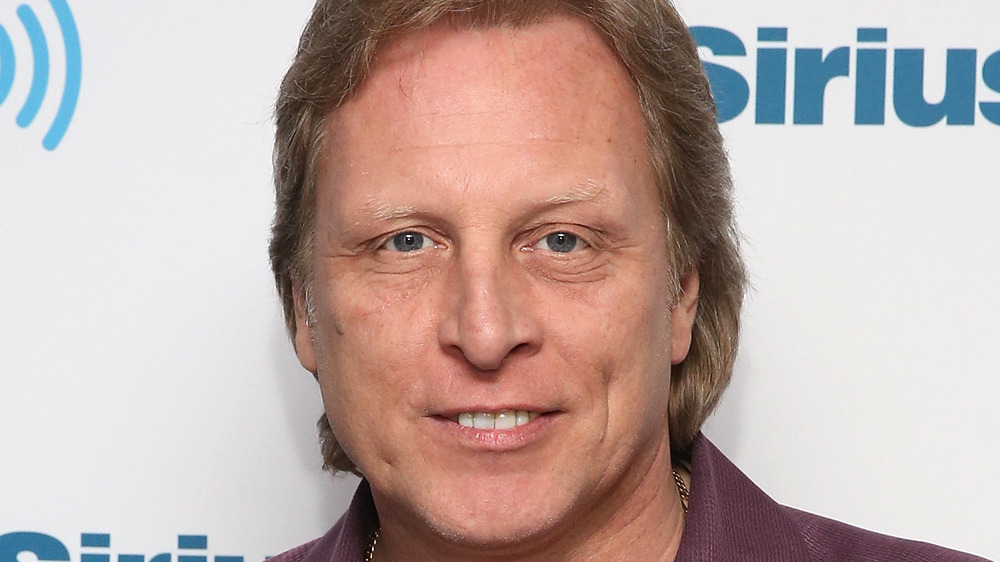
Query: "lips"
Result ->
[[427, 407, 558, 451], [452, 410, 541, 429], [422, 399, 562, 454]]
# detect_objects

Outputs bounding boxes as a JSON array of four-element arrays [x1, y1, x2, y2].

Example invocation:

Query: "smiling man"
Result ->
[[266, 1, 985, 561]]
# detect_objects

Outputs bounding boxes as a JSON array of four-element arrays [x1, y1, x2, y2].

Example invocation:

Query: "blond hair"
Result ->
[[270, 0, 746, 473]]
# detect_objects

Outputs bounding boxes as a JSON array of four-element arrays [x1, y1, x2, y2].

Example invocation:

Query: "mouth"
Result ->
[[428, 408, 558, 451], [449, 410, 541, 430]]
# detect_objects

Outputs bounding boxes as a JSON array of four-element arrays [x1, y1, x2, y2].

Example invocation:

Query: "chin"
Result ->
[[397, 469, 575, 548], [423, 501, 563, 549]]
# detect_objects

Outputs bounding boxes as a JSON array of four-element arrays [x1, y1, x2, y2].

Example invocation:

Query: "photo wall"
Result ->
[[2, 1, 997, 560]]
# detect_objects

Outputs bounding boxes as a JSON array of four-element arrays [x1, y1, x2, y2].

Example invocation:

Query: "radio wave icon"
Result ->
[[0, 0, 81, 150]]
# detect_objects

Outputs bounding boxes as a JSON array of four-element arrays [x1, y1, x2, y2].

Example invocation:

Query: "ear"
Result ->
[[669, 271, 699, 365], [292, 285, 318, 374]]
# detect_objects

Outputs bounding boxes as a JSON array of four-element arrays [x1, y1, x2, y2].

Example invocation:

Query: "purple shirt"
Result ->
[[268, 435, 989, 561]]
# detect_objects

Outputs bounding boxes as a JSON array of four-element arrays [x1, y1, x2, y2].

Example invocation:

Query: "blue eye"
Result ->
[[540, 232, 580, 253], [387, 231, 433, 252]]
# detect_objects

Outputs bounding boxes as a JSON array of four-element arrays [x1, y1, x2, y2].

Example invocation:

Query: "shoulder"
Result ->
[[265, 479, 378, 562], [263, 517, 363, 562], [266, 539, 321, 562], [679, 435, 989, 561], [782, 506, 990, 562]]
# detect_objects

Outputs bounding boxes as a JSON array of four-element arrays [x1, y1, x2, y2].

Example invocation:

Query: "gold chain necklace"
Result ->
[[364, 526, 379, 562], [672, 467, 690, 513], [363, 468, 689, 561]]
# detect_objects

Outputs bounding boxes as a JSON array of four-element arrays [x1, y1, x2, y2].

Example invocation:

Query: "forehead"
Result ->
[[318, 16, 655, 218], [368, 16, 626, 110]]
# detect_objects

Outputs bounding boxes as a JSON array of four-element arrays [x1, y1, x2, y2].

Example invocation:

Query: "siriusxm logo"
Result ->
[[0, 533, 245, 562], [693, 27, 1000, 126], [0, 0, 81, 150]]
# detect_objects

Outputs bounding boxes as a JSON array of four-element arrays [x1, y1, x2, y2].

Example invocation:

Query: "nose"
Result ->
[[437, 250, 542, 371]]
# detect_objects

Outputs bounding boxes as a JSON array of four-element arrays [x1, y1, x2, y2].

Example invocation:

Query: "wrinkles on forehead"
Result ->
[[376, 16, 602, 94], [314, 15, 656, 251], [332, 17, 638, 152]]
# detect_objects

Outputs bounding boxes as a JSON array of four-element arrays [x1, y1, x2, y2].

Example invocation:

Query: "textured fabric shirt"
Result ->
[[267, 434, 989, 561]]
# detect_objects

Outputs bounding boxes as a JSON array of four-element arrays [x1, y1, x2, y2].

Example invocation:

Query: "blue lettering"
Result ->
[[0, 532, 243, 562], [691, 26, 750, 122], [119, 554, 170, 562], [0, 533, 70, 562], [81, 536, 110, 549], [894, 49, 978, 126], [178, 535, 207, 562], [794, 46, 850, 124], [756, 27, 788, 124], [980, 50, 1000, 125], [855, 28, 888, 125], [81, 533, 111, 562], [691, 25, 998, 127], [177, 538, 206, 550], [119, 551, 169, 562]]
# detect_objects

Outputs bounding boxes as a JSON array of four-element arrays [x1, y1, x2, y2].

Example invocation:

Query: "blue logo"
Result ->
[[0, 0, 81, 150], [0, 532, 248, 562], [693, 27, 1000, 126]]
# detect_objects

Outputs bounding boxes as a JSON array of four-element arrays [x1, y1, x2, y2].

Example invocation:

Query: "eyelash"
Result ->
[[526, 223, 594, 249], [531, 231, 587, 253], [378, 230, 440, 253]]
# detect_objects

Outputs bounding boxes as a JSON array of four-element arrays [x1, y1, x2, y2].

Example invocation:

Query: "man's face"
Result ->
[[295, 16, 698, 548]]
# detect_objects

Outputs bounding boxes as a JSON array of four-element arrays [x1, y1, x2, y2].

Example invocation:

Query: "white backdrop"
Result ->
[[1, 1, 996, 561]]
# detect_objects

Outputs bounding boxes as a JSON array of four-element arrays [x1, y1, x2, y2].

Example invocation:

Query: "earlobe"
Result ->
[[670, 271, 700, 365], [293, 287, 318, 373]]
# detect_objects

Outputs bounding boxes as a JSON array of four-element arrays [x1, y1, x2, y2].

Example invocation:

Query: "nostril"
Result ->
[[509, 342, 534, 358], [436, 261, 543, 371]]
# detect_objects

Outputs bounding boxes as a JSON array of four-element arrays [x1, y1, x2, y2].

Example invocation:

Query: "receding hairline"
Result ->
[[312, 18, 652, 242]]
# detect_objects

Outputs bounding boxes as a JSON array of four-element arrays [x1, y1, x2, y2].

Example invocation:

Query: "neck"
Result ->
[[372, 442, 686, 562]]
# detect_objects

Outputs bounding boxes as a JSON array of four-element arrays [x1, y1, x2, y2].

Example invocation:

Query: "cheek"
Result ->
[[545, 271, 672, 407], [316, 267, 438, 365], [588, 265, 674, 413], [317, 300, 430, 391], [312, 280, 438, 456], [608, 304, 672, 400]]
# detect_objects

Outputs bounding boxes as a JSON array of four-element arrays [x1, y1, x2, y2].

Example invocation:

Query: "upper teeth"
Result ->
[[456, 410, 539, 429]]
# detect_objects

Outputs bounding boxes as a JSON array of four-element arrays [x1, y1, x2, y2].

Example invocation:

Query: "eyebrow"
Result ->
[[361, 200, 420, 222], [542, 179, 607, 206], [356, 179, 607, 223]]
